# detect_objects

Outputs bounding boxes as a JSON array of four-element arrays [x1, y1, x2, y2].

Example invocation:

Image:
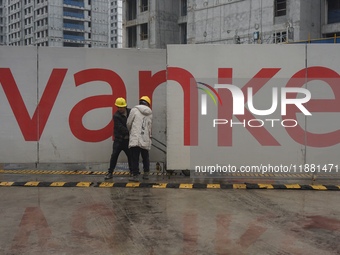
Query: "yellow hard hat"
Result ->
[[140, 96, 151, 105], [115, 97, 127, 107]]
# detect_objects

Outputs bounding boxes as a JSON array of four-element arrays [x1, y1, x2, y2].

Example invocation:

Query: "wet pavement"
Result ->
[[1, 169, 340, 255]]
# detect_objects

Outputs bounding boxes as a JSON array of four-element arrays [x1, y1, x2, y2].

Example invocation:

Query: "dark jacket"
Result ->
[[113, 108, 131, 142]]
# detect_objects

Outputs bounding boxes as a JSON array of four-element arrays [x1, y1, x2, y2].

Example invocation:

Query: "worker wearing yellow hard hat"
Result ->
[[105, 97, 132, 179], [114, 97, 127, 107], [139, 96, 151, 106], [127, 96, 153, 181]]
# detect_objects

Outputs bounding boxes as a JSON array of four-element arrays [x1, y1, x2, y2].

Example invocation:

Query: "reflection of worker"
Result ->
[[127, 96, 152, 181], [105, 97, 131, 180]]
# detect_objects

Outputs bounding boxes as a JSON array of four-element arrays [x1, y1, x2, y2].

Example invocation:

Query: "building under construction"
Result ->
[[0, 0, 122, 48], [1, 0, 340, 48], [123, 0, 340, 48]]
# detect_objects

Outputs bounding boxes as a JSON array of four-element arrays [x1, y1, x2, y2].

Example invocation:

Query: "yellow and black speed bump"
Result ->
[[0, 169, 177, 176], [0, 181, 93, 187], [1, 181, 340, 190], [3, 169, 340, 179]]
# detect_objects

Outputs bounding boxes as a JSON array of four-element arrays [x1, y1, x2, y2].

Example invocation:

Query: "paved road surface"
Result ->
[[1, 173, 340, 255]]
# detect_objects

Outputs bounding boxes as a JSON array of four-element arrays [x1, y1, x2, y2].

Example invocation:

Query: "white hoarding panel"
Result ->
[[37, 47, 166, 163], [306, 44, 340, 168], [0, 47, 38, 162], [2, 44, 339, 171], [0, 46, 166, 164], [167, 44, 308, 171]]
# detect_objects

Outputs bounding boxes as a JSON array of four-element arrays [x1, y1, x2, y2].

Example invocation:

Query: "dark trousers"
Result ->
[[130, 146, 150, 176], [108, 139, 131, 173]]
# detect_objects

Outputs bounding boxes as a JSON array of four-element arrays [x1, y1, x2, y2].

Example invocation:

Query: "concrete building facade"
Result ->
[[123, 0, 340, 48], [0, 0, 123, 48], [123, 0, 181, 48], [0, 0, 5, 45], [193, 0, 340, 44], [2, 1, 340, 48], [110, 0, 123, 48]]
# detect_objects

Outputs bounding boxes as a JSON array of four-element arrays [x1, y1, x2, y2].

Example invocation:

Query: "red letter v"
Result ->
[[0, 68, 67, 141]]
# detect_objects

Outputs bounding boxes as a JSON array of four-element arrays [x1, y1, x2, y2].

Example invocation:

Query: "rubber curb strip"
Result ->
[[0, 182, 339, 190]]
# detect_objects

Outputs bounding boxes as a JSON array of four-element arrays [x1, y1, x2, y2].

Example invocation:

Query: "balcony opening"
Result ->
[[274, 0, 286, 17], [180, 23, 187, 44], [127, 0, 137, 21], [140, 23, 148, 40], [273, 31, 287, 43], [141, 0, 148, 12], [63, 19, 84, 30], [328, 0, 340, 24], [63, 30, 85, 41], [63, 7, 84, 19], [127, 25, 137, 47], [181, 0, 187, 16], [63, 0, 85, 8]]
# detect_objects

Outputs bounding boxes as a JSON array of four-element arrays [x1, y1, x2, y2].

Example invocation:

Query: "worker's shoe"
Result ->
[[129, 174, 140, 182], [142, 172, 149, 180], [104, 172, 113, 180]]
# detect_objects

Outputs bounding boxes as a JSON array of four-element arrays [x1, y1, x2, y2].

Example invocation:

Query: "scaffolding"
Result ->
[[289, 34, 340, 44]]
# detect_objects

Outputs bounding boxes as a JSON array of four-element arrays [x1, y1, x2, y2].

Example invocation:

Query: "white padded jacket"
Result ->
[[127, 105, 152, 150]]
